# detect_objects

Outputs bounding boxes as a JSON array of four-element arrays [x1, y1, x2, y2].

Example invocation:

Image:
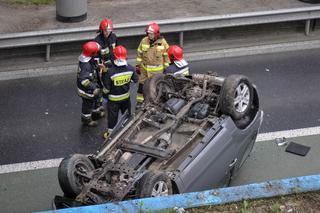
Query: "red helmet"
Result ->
[[167, 45, 184, 62], [99, 19, 113, 33], [145, 22, 160, 39], [82, 41, 101, 57], [113, 45, 127, 60]]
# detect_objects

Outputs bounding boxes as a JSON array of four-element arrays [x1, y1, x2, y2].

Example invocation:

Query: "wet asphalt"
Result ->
[[0, 48, 320, 165], [0, 48, 320, 213]]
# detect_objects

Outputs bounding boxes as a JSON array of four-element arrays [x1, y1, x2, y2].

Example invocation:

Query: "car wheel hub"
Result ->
[[234, 83, 250, 113], [74, 163, 90, 187], [151, 181, 169, 197]]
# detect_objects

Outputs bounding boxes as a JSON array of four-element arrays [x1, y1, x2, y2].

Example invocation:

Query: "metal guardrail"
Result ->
[[0, 6, 320, 61]]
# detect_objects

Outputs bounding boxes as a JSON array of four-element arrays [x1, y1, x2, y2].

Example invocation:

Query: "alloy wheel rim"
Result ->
[[234, 83, 250, 113], [151, 181, 169, 197]]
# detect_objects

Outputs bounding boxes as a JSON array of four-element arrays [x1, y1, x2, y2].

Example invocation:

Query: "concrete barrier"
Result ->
[[37, 173, 320, 213]]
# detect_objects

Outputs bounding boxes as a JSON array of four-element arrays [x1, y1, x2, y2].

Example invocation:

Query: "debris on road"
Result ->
[[285, 142, 311, 156], [274, 137, 288, 146]]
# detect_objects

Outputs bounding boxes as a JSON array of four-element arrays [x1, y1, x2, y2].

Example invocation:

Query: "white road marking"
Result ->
[[256, 126, 320, 142], [1, 126, 320, 174], [0, 158, 63, 174]]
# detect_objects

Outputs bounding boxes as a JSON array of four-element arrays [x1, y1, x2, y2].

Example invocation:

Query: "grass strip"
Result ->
[[8, 0, 55, 5]]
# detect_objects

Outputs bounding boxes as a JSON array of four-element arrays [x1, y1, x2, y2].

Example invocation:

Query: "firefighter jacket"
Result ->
[[136, 36, 170, 75], [77, 60, 100, 99], [102, 64, 138, 102], [94, 32, 117, 65], [164, 59, 190, 76]]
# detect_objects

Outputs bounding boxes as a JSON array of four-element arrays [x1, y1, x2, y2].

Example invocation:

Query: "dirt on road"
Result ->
[[0, 0, 310, 33]]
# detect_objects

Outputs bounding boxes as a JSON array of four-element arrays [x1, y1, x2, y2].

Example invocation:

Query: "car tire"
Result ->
[[234, 115, 251, 129], [137, 171, 173, 198], [220, 75, 253, 120], [58, 154, 94, 198], [143, 74, 173, 104]]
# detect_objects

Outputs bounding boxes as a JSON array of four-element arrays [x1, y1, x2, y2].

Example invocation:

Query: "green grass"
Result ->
[[187, 191, 320, 212], [8, 0, 55, 5]]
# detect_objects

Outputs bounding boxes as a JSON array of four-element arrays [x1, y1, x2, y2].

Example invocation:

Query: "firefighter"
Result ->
[[94, 19, 118, 114], [77, 41, 105, 127], [136, 22, 170, 103], [164, 45, 190, 76], [94, 19, 118, 66], [102, 45, 138, 139]]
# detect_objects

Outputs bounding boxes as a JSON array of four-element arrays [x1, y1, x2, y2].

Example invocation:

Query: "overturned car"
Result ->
[[55, 73, 263, 208]]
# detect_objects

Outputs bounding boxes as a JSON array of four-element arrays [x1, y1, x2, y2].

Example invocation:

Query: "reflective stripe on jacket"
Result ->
[[164, 59, 190, 76], [141, 64, 164, 74], [136, 36, 170, 72], [101, 64, 138, 102], [111, 71, 134, 86], [77, 88, 95, 99], [108, 92, 130, 101], [173, 67, 189, 76], [76, 60, 99, 99]]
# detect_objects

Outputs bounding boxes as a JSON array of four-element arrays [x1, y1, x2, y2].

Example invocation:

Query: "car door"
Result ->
[[177, 116, 239, 193]]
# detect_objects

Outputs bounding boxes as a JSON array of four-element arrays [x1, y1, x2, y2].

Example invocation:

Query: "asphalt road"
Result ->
[[1, 48, 320, 165], [0, 48, 320, 213]]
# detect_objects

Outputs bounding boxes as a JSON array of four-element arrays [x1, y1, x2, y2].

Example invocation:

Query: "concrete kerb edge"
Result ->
[[36, 174, 320, 213], [2, 39, 320, 81]]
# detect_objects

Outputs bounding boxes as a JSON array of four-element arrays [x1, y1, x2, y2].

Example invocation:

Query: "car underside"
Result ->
[[55, 73, 263, 209]]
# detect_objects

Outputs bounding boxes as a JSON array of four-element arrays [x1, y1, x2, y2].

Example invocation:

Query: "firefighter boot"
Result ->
[[103, 129, 113, 140], [92, 109, 105, 120], [81, 116, 98, 127], [98, 106, 106, 117]]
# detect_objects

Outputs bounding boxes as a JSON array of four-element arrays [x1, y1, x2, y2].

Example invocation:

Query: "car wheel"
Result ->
[[220, 75, 253, 120], [58, 154, 94, 198], [143, 74, 174, 104], [137, 171, 173, 198], [234, 115, 251, 129]]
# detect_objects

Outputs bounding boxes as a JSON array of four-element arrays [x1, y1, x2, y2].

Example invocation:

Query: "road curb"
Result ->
[[186, 39, 320, 61], [37, 174, 320, 213], [1, 39, 320, 81]]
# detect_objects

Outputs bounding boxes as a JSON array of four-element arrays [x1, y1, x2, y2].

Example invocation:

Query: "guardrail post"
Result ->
[[305, 19, 311, 36], [179, 32, 184, 47], [46, 44, 51, 61]]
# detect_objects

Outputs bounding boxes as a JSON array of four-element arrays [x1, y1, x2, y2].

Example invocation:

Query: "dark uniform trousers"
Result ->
[[107, 98, 131, 130], [81, 93, 103, 122]]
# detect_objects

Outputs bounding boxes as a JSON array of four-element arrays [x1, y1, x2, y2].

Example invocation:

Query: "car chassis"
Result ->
[[55, 73, 263, 208]]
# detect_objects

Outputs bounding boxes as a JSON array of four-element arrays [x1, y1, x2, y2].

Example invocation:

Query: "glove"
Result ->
[[93, 88, 100, 96], [102, 88, 109, 99], [135, 65, 141, 75], [98, 63, 106, 72]]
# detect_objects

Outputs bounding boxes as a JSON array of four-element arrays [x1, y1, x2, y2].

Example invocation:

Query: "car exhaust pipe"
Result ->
[[192, 74, 225, 86]]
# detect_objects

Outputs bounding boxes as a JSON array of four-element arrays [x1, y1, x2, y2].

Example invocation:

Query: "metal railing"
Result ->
[[0, 6, 320, 61]]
